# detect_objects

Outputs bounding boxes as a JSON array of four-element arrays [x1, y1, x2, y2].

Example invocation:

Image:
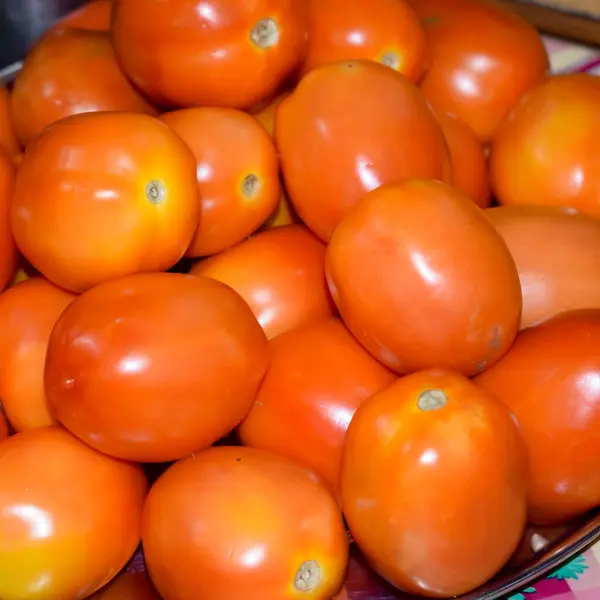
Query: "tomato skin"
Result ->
[[475, 310, 600, 525], [45, 273, 269, 462], [0, 412, 8, 442], [0, 426, 148, 600], [326, 179, 521, 376], [275, 59, 451, 241], [143, 446, 349, 600], [490, 74, 600, 218], [160, 107, 280, 256], [0, 86, 20, 157], [191, 225, 335, 339], [0, 277, 76, 432], [112, 0, 308, 109], [0, 148, 18, 291], [54, 0, 113, 31], [341, 369, 528, 597], [10, 112, 199, 293], [238, 317, 395, 496]]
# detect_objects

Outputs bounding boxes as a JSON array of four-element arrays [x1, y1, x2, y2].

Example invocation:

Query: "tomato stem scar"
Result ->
[[242, 173, 260, 198], [250, 18, 279, 49], [417, 389, 448, 411], [145, 180, 165, 204], [294, 560, 321, 592]]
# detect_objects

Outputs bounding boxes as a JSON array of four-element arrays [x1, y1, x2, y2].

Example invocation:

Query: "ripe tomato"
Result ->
[[0, 277, 76, 432], [414, 0, 549, 142], [54, 0, 113, 31], [490, 74, 600, 218], [301, 0, 426, 81], [191, 225, 335, 339], [275, 60, 451, 241], [238, 317, 395, 496], [45, 273, 269, 462], [326, 179, 521, 375], [0, 86, 19, 157], [0, 411, 8, 442], [0, 148, 17, 292], [341, 369, 528, 597], [143, 446, 349, 600], [475, 310, 600, 525], [88, 569, 161, 600], [0, 426, 147, 600], [160, 107, 280, 256], [10, 112, 199, 292], [112, 0, 308, 109]]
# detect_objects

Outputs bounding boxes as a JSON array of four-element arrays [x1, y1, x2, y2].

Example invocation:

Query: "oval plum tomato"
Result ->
[[160, 107, 280, 256], [341, 369, 528, 597], [88, 569, 161, 600], [10, 112, 199, 292], [490, 74, 600, 218], [414, 0, 549, 142], [275, 60, 451, 241], [475, 309, 600, 525], [238, 317, 395, 496], [0, 148, 18, 291], [191, 225, 335, 339], [0, 86, 19, 157], [143, 446, 349, 600], [301, 0, 426, 81], [487, 205, 600, 329], [112, 0, 308, 109], [0, 278, 76, 432], [45, 273, 269, 462], [54, 0, 113, 31], [0, 411, 8, 442], [327, 179, 521, 375], [10, 28, 157, 148], [0, 426, 147, 600]]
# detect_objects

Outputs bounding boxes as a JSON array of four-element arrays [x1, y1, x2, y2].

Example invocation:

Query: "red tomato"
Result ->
[[0, 147, 18, 291], [54, 0, 113, 31], [0, 277, 76, 432], [160, 107, 280, 256], [302, 0, 426, 82], [143, 446, 349, 600], [475, 310, 600, 525], [88, 569, 161, 600], [490, 74, 600, 218], [326, 179, 521, 375], [112, 0, 308, 109], [0, 411, 8, 442], [238, 317, 395, 496], [414, 0, 549, 142], [275, 60, 451, 241], [0, 86, 20, 157], [341, 369, 528, 597], [45, 273, 269, 462], [0, 426, 147, 600], [191, 225, 335, 339], [10, 112, 199, 292]]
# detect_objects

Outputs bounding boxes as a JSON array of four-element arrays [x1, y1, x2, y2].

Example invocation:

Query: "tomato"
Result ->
[[10, 28, 157, 149], [0, 426, 147, 600], [45, 273, 269, 462], [475, 310, 600, 525], [414, 0, 549, 142], [238, 317, 395, 496], [490, 74, 600, 218], [88, 569, 161, 600], [0, 148, 18, 292], [301, 0, 426, 81], [0, 278, 76, 432], [8, 257, 38, 288], [326, 179, 521, 375], [112, 0, 308, 109], [160, 107, 280, 256], [143, 446, 349, 600], [341, 368, 528, 597], [191, 225, 335, 339], [10, 112, 199, 293], [0, 411, 8, 442], [54, 0, 113, 31], [275, 60, 451, 241], [486, 205, 600, 329], [0, 86, 19, 157]]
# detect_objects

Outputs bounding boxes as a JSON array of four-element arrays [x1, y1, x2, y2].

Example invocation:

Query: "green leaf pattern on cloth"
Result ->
[[547, 554, 589, 581]]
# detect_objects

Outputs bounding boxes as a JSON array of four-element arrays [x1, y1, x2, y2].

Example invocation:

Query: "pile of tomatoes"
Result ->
[[0, 0, 599, 598]]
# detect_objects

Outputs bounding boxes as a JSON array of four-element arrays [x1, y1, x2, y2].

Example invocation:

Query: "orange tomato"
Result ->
[[0, 148, 18, 292], [191, 225, 335, 339], [0, 426, 148, 600], [238, 317, 395, 496], [475, 309, 600, 525], [275, 60, 451, 241], [326, 179, 522, 375], [88, 569, 161, 600], [10, 112, 199, 292], [0, 277, 76, 432], [341, 368, 528, 597], [0, 411, 8, 442], [112, 0, 308, 109], [414, 0, 549, 142], [301, 0, 426, 81], [490, 74, 600, 218], [160, 107, 280, 256], [8, 258, 38, 288], [45, 273, 269, 462], [54, 0, 113, 31], [0, 86, 20, 157], [143, 446, 349, 600], [10, 28, 157, 148]]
